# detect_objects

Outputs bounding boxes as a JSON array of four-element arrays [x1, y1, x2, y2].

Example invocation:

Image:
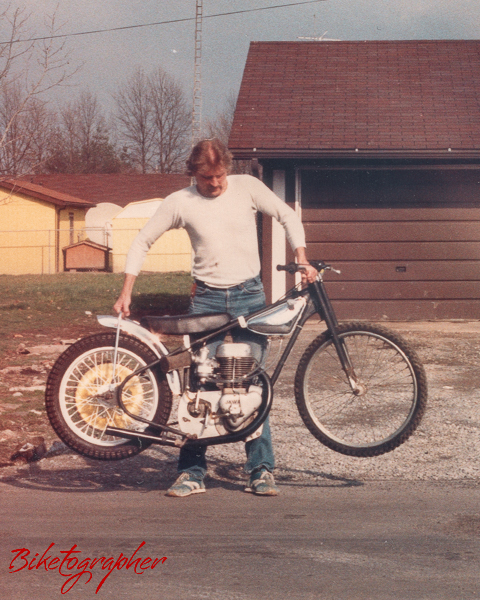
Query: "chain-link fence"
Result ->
[[0, 225, 191, 274], [0, 228, 88, 274]]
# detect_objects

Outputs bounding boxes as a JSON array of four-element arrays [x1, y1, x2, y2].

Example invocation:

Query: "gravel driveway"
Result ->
[[1, 320, 479, 490], [206, 320, 480, 487]]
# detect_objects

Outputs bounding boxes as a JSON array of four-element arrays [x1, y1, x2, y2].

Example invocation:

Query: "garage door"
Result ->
[[300, 168, 480, 320]]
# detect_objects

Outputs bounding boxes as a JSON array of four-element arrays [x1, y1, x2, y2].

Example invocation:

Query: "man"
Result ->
[[114, 138, 317, 498]]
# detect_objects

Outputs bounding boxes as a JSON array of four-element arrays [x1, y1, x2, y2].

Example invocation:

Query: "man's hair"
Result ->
[[186, 138, 233, 176]]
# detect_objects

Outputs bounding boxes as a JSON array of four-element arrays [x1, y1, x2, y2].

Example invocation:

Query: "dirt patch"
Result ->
[[0, 322, 104, 468]]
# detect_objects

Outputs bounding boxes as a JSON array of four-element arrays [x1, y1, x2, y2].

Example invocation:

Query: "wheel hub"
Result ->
[[92, 391, 117, 409], [351, 381, 367, 396]]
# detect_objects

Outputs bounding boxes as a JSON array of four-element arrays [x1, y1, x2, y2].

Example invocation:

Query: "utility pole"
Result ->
[[192, 0, 203, 146]]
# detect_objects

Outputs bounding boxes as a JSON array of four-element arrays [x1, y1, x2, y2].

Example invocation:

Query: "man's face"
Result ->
[[195, 165, 228, 198]]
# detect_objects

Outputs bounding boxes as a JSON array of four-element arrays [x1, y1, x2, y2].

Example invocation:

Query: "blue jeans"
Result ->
[[177, 275, 275, 478]]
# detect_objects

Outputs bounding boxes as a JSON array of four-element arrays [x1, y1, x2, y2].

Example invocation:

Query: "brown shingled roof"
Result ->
[[229, 40, 480, 159], [0, 178, 95, 208], [24, 174, 191, 207]]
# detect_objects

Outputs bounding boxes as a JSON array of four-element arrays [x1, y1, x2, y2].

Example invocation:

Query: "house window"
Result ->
[[300, 168, 480, 209]]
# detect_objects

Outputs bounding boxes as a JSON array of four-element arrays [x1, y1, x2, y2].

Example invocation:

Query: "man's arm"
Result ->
[[113, 195, 181, 317], [113, 273, 137, 317], [295, 247, 318, 284], [248, 176, 317, 282]]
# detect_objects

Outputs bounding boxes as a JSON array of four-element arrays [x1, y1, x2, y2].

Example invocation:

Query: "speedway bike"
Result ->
[[45, 261, 428, 460]]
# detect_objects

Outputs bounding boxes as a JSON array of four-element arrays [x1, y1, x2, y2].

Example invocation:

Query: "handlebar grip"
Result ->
[[277, 260, 339, 275], [276, 263, 297, 274]]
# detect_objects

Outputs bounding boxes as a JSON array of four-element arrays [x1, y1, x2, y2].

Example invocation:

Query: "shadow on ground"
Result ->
[[130, 293, 190, 318], [1, 448, 362, 494]]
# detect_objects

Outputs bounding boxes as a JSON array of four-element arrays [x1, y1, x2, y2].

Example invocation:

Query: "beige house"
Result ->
[[0, 179, 94, 275], [111, 199, 191, 273]]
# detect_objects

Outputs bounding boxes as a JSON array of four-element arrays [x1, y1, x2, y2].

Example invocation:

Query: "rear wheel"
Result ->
[[45, 332, 172, 460], [294, 322, 427, 457]]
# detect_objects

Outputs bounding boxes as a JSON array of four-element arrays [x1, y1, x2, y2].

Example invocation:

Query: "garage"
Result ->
[[229, 40, 480, 319], [298, 166, 480, 319]]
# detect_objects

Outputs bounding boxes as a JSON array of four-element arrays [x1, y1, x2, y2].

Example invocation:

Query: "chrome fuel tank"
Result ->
[[246, 296, 306, 335]]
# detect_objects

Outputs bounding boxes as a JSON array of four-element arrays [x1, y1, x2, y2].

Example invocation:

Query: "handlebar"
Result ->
[[276, 261, 341, 275]]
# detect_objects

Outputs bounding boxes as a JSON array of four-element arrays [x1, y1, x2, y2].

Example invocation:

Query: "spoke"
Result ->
[[302, 331, 417, 447], [59, 345, 159, 447]]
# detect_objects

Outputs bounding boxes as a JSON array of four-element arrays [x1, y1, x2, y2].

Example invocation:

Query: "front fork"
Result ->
[[309, 279, 362, 394]]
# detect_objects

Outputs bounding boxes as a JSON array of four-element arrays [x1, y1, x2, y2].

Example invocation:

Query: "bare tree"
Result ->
[[0, 80, 56, 175], [149, 67, 190, 173], [24, 98, 56, 172], [114, 66, 190, 173], [0, 5, 31, 86], [204, 91, 237, 146], [205, 91, 251, 174], [114, 68, 154, 173], [45, 90, 124, 173], [0, 79, 32, 175], [0, 5, 78, 178]]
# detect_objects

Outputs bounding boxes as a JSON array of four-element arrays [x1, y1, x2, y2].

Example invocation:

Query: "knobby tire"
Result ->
[[45, 332, 172, 460]]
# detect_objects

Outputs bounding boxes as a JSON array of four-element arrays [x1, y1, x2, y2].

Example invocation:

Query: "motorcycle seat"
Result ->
[[140, 312, 232, 335]]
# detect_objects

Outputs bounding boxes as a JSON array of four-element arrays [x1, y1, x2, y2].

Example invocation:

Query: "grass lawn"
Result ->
[[0, 271, 192, 353]]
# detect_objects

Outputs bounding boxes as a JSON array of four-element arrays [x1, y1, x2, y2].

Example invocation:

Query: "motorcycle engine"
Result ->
[[215, 343, 262, 431], [177, 342, 263, 438]]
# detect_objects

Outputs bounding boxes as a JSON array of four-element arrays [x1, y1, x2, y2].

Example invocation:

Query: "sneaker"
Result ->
[[244, 469, 279, 496], [166, 472, 206, 497]]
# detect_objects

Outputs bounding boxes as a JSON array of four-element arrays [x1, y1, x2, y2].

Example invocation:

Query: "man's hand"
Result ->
[[113, 293, 131, 317], [299, 263, 318, 285], [113, 274, 136, 317], [294, 247, 318, 285]]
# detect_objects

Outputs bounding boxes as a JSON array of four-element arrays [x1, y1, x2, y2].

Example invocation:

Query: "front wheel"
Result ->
[[45, 332, 172, 460], [294, 322, 427, 457]]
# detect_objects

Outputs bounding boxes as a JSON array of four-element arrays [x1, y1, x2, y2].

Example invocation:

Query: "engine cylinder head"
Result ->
[[216, 343, 255, 385]]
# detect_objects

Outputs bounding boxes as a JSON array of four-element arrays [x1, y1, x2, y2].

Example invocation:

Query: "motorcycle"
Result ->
[[45, 261, 428, 460]]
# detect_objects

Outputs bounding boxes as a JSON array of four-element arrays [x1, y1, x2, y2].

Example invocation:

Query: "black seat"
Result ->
[[140, 312, 232, 335]]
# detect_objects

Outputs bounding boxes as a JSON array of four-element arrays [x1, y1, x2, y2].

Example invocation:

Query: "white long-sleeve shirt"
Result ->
[[125, 174, 306, 287]]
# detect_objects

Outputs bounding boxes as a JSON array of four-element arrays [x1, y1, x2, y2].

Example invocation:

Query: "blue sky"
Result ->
[[5, 1, 480, 121]]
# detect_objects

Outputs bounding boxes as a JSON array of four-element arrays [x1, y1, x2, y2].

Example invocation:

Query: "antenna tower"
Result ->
[[192, 0, 203, 145]]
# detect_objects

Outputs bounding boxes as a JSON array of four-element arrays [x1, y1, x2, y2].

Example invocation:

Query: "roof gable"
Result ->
[[0, 179, 95, 208], [62, 239, 109, 251], [25, 174, 191, 207], [229, 40, 480, 159]]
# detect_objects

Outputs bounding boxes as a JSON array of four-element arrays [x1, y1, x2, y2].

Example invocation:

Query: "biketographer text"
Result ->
[[9, 541, 167, 594]]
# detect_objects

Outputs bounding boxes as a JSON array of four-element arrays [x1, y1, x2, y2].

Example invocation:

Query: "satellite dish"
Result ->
[[85, 203, 123, 247]]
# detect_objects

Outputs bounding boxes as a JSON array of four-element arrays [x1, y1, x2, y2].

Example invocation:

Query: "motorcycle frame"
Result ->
[[104, 270, 356, 449]]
